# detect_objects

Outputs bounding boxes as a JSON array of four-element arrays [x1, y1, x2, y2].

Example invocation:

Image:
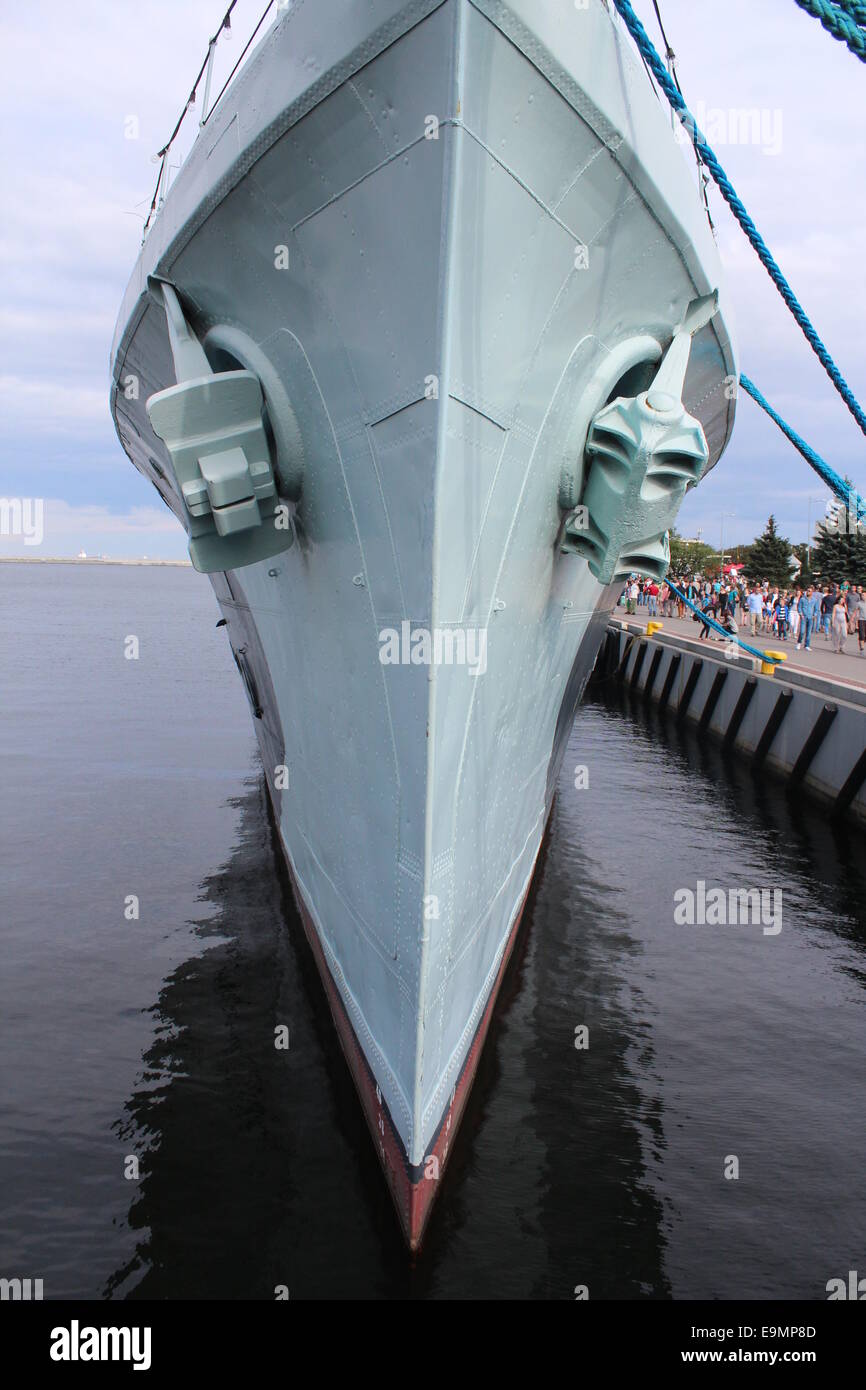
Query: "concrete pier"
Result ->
[[595, 614, 866, 826]]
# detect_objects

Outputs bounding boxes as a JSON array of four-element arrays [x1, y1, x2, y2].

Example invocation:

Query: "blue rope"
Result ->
[[662, 580, 781, 665], [661, 377, 866, 670], [739, 375, 866, 523], [611, 0, 866, 440], [793, 1, 866, 62]]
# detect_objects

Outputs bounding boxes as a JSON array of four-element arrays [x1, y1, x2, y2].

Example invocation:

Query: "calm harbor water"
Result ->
[[1, 562, 864, 1300]]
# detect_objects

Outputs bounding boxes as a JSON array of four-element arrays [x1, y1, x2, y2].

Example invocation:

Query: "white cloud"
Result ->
[[0, 0, 863, 554], [0, 375, 110, 429], [0, 498, 185, 559]]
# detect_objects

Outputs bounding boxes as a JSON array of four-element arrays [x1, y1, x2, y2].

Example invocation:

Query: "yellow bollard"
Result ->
[[761, 650, 786, 676], [646, 621, 663, 636]]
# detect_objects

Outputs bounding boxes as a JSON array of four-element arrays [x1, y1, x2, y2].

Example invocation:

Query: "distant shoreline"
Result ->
[[0, 556, 191, 568]]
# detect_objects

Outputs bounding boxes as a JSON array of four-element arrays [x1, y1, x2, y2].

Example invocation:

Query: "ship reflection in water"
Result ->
[[1, 567, 864, 1301], [109, 696, 866, 1301]]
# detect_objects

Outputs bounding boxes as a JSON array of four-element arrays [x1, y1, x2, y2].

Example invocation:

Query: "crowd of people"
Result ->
[[621, 576, 866, 655]]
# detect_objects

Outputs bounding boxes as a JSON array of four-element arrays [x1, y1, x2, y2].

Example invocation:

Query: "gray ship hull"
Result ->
[[111, 0, 736, 1246]]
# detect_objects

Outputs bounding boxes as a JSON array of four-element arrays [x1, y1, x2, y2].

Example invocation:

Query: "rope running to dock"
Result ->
[[661, 581, 779, 666], [739, 376, 866, 523], [611, 0, 866, 441]]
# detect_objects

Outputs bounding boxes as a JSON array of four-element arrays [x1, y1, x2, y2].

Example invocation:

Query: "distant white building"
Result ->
[[77, 549, 87, 559]]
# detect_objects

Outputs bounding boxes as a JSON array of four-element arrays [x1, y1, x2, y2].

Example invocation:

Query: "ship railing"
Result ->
[[142, 0, 284, 242]]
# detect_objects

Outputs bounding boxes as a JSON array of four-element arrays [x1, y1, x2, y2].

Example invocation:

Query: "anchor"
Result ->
[[561, 291, 719, 583], [146, 280, 293, 574]]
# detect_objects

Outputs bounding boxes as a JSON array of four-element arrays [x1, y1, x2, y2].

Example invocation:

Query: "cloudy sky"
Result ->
[[1, 0, 863, 557]]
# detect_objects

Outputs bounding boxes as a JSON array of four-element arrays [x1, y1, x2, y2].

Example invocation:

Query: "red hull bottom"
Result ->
[[279, 827, 543, 1250]]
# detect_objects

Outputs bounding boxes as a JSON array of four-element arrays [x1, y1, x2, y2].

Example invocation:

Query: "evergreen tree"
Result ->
[[743, 515, 793, 587], [810, 486, 866, 584]]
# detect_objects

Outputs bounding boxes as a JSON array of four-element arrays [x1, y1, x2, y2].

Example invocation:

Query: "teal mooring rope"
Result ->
[[654, 377, 865, 672], [793, 1, 866, 63], [663, 581, 777, 664], [739, 375, 866, 523], [611, 0, 866, 440], [609, 3, 866, 663]]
